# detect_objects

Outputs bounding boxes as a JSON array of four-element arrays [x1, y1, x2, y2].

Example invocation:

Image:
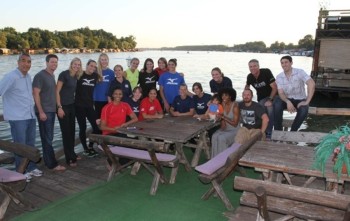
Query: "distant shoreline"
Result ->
[[0, 47, 140, 55]]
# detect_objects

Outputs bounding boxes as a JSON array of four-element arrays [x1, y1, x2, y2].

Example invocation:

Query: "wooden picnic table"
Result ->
[[118, 115, 218, 171], [238, 141, 350, 191]]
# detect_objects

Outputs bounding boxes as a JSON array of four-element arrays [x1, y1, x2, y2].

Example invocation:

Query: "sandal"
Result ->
[[52, 165, 66, 172]]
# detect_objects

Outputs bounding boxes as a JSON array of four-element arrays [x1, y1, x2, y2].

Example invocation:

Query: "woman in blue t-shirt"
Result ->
[[93, 53, 114, 118], [158, 58, 185, 112]]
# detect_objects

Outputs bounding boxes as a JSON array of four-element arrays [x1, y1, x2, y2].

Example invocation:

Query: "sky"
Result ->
[[1, 0, 349, 48]]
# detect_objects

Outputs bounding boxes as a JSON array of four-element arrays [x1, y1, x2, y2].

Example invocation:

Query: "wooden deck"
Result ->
[[2, 150, 109, 221]]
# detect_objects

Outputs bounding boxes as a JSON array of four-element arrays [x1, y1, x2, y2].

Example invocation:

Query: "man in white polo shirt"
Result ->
[[274, 55, 315, 131]]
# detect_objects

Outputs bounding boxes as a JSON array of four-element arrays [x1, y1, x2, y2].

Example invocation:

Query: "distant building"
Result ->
[[0, 48, 10, 55]]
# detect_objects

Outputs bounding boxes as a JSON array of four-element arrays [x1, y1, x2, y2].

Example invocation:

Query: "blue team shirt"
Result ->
[[93, 68, 114, 102], [158, 72, 185, 105]]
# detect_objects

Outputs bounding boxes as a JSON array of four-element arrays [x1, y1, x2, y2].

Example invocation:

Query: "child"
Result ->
[[206, 94, 223, 122]]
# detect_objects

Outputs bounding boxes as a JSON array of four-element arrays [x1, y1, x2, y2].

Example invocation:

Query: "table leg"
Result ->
[[147, 149, 168, 184], [175, 142, 192, 171]]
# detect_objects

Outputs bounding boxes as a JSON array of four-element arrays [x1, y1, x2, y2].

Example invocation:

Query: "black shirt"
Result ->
[[209, 76, 232, 93], [75, 72, 99, 107], [138, 70, 159, 97], [246, 68, 275, 101]]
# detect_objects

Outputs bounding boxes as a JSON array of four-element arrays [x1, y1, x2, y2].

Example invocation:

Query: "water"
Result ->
[[0, 51, 348, 151]]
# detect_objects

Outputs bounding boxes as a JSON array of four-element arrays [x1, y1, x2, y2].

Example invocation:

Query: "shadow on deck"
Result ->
[[3, 151, 108, 220]]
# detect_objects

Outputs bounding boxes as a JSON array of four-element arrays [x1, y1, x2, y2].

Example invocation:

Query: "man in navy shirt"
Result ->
[[170, 84, 195, 116]]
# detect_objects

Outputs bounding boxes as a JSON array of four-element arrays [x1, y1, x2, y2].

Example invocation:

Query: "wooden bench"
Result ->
[[195, 132, 262, 210], [232, 176, 350, 221], [0, 140, 41, 219], [89, 134, 179, 195]]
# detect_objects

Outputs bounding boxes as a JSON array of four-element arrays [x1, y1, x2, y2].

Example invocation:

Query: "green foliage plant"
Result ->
[[313, 125, 350, 178]]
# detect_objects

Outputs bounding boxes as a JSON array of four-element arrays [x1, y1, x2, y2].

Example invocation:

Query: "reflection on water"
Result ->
[[305, 115, 350, 133]]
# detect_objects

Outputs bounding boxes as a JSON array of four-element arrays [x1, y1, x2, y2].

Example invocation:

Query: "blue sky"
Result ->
[[1, 0, 349, 48]]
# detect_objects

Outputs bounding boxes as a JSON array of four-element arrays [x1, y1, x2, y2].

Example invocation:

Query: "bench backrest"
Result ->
[[89, 134, 166, 152], [271, 131, 328, 144], [197, 132, 262, 183]]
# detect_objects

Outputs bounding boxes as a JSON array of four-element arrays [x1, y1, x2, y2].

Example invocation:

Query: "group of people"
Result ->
[[0, 52, 315, 182]]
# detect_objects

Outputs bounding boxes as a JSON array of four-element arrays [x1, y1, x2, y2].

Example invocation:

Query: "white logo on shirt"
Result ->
[[82, 78, 95, 86], [197, 102, 205, 109], [166, 78, 178, 85], [145, 76, 156, 83]]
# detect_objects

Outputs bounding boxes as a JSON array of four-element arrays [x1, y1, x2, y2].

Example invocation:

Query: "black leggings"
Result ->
[[75, 105, 100, 150]]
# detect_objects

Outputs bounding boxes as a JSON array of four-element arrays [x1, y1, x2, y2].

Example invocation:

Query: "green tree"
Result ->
[[298, 34, 314, 50], [0, 31, 7, 48]]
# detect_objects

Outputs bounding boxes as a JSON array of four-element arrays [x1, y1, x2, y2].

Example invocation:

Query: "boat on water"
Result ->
[[310, 9, 350, 105]]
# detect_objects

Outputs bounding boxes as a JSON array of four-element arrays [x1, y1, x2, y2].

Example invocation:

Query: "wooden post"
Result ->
[[255, 186, 270, 221]]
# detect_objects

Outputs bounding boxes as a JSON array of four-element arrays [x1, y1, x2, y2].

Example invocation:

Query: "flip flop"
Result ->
[[52, 165, 66, 172]]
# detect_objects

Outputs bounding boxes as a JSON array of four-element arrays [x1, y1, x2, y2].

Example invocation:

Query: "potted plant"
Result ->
[[313, 125, 350, 177]]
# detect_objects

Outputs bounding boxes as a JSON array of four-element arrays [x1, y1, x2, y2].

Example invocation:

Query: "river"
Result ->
[[0, 51, 349, 152]]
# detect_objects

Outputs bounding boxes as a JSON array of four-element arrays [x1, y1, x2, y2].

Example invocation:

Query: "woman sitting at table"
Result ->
[[139, 88, 164, 121], [100, 87, 138, 136], [211, 87, 240, 158]]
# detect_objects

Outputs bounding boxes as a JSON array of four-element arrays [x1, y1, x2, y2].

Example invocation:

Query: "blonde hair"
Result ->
[[97, 53, 109, 80], [69, 57, 83, 77]]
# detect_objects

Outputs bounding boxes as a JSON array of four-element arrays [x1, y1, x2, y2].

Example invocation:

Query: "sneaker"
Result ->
[[83, 150, 90, 156], [87, 149, 99, 158], [24, 173, 32, 182], [29, 169, 43, 177]]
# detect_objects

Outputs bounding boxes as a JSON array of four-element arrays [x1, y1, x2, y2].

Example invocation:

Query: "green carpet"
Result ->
[[14, 156, 258, 221]]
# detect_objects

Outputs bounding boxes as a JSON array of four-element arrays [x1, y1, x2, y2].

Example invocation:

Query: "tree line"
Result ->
[[0, 27, 137, 50], [161, 35, 315, 53]]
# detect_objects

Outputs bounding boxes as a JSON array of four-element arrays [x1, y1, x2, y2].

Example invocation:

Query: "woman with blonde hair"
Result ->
[[123, 57, 140, 90], [93, 53, 115, 118], [56, 57, 83, 167]]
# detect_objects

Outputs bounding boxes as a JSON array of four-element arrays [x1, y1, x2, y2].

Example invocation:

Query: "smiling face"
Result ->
[[158, 59, 167, 70], [86, 61, 97, 74], [167, 61, 176, 72], [132, 87, 142, 101], [130, 59, 139, 71], [146, 60, 154, 72], [46, 57, 58, 73], [99, 55, 109, 69], [114, 66, 123, 78], [112, 89, 123, 102], [192, 85, 202, 96], [248, 61, 260, 78], [71, 59, 82, 74], [221, 93, 231, 104], [148, 88, 157, 101], [242, 89, 253, 103], [17, 54, 31, 75], [211, 70, 222, 82], [281, 58, 293, 73]]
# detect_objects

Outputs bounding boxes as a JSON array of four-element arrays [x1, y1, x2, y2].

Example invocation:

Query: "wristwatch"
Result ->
[[268, 96, 273, 101], [57, 105, 62, 109]]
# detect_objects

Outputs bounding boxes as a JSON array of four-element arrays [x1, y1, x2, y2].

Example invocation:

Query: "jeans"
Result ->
[[57, 104, 77, 164], [259, 97, 274, 137], [75, 105, 100, 150], [273, 97, 309, 131], [37, 112, 58, 169], [9, 119, 38, 172]]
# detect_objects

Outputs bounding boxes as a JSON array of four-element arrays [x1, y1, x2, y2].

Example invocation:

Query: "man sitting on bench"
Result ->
[[236, 88, 269, 143]]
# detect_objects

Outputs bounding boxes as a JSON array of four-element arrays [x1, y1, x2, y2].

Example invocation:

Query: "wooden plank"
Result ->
[[271, 131, 327, 143], [240, 191, 345, 221], [309, 107, 350, 116], [234, 176, 350, 210]]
